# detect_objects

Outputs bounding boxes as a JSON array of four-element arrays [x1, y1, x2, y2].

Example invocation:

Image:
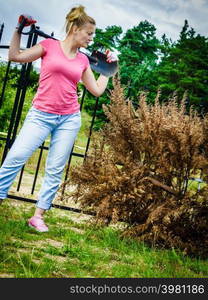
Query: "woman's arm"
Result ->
[[8, 29, 43, 63], [81, 66, 109, 97], [81, 50, 118, 97]]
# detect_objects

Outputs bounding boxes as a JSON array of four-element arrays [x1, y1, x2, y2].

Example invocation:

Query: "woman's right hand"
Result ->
[[9, 14, 42, 63], [16, 14, 37, 31]]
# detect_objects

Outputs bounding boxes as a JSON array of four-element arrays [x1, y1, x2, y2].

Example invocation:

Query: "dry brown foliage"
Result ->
[[62, 78, 208, 258]]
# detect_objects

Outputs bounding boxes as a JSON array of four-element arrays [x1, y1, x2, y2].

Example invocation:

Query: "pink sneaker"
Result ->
[[28, 216, 49, 232]]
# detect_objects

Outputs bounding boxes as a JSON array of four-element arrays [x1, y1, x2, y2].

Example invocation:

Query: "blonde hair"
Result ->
[[65, 5, 96, 34]]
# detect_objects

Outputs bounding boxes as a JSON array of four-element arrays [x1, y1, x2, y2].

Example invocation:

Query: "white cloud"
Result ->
[[0, 0, 207, 46]]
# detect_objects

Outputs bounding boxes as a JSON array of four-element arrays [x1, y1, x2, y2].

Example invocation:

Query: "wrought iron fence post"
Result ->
[[11, 31, 39, 145], [1, 30, 36, 164], [0, 23, 4, 43], [84, 96, 99, 158], [0, 60, 11, 109]]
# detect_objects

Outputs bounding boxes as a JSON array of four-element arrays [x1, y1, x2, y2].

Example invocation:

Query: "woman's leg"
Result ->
[[0, 107, 52, 199], [36, 112, 81, 211]]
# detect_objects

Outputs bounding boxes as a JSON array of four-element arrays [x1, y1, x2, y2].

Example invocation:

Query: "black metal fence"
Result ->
[[0, 23, 99, 214]]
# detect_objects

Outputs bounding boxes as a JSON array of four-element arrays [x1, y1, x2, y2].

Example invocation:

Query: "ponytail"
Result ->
[[65, 5, 96, 34]]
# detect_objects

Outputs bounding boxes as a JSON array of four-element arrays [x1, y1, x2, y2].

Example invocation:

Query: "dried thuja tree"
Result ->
[[64, 78, 208, 257]]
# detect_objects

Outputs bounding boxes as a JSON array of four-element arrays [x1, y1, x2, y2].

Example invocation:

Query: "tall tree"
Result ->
[[155, 20, 208, 112], [118, 20, 160, 100], [87, 25, 122, 53], [84, 26, 122, 129]]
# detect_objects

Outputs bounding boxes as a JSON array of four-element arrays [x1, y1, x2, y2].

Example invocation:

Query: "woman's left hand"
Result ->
[[105, 49, 118, 63]]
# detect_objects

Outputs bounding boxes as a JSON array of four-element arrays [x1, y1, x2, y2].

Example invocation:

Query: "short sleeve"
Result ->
[[38, 38, 53, 57], [82, 54, 90, 71]]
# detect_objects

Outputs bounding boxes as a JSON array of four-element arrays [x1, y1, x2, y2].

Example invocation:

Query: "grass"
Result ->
[[0, 199, 207, 278], [0, 108, 208, 278]]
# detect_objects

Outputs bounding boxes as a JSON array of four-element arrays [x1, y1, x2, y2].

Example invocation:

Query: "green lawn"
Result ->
[[0, 199, 207, 278]]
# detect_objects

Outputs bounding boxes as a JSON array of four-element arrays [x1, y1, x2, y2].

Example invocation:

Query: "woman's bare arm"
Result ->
[[81, 66, 109, 97], [8, 30, 43, 63]]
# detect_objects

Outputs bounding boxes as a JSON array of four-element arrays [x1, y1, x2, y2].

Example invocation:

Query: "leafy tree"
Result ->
[[84, 26, 122, 129], [85, 21, 162, 129], [118, 20, 161, 101], [155, 20, 208, 113], [27, 66, 39, 90], [160, 34, 174, 58], [87, 25, 122, 53], [0, 62, 36, 132]]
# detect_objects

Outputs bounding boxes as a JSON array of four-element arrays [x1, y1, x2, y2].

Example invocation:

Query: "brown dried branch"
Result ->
[[62, 78, 208, 258]]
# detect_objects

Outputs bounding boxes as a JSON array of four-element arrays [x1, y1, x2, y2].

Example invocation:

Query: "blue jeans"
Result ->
[[0, 107, 81, 210]]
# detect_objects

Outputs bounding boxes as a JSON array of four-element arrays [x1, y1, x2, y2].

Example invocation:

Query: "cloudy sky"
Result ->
[[0, 0, 208, 59]]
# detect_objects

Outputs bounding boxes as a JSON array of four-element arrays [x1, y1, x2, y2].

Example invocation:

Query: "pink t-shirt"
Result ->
[[32, 38, 89, 114]]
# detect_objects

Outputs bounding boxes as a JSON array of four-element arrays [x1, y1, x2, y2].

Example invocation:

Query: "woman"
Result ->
[[0, 5, 117, 232]]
